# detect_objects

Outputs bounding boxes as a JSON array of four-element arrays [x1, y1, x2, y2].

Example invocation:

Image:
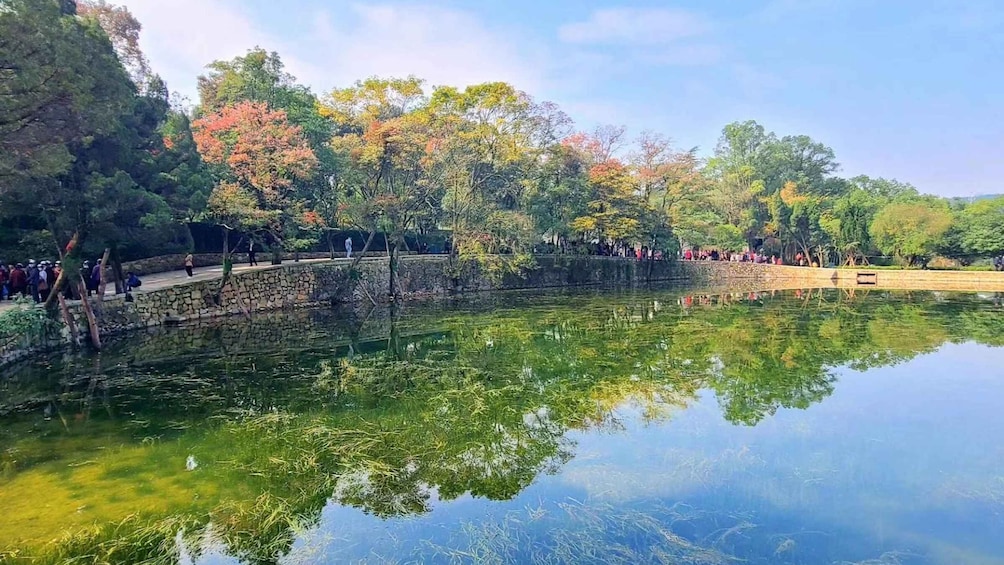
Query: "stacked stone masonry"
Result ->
[[4, 257, 1004, 367]]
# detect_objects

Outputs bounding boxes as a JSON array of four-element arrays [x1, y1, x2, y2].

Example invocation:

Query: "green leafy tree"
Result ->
[[956, 196, 1004, 259], [424, 82, 545, 280], [869, 200, 954, 266]]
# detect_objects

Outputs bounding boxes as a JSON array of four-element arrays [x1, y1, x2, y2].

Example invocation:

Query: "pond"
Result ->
[[1, 287, 1003, 564]]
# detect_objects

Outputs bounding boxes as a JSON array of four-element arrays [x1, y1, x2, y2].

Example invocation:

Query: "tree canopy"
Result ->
[[2, 0, 1001, 282]]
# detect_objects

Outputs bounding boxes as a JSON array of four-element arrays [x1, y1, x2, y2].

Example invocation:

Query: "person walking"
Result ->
[[0, 263, 8, 300], [248, 240, 258, 266], [344, 237, 353, 259], [184, 253, 194, 277], [90, 260, 102, 296]]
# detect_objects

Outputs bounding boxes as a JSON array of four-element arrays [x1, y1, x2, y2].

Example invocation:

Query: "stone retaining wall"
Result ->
[[5, 258, 1004, 367], [74, 255, 679, 334], [121, 251, 389, 276], [674, 261, 1004, 291]]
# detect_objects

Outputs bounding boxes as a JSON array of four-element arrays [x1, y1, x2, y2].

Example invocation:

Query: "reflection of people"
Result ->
[[184, 253, 194, 277], [344, 237, 353, 259]]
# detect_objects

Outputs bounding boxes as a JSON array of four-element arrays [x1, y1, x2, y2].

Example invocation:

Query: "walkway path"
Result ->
[[0, 257, 350, 312]]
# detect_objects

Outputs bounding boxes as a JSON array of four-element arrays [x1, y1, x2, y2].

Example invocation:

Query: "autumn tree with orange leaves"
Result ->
[[193, 100, 317, 277]]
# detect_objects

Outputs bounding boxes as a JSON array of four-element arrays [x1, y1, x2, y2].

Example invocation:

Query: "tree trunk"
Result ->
[[111, 245, 124, 294], [215, 227, 235, 306], [646, 236, 656, 282], [58, 293, 81, 347], [388, 235, 399, 300], [327, 231, 335, 260], [350, 229, 376, 271], [44, 230, 80, 310], [77, 277, 101, 350]]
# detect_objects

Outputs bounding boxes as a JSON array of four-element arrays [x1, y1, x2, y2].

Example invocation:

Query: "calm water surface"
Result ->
[[1, 288, 1003, 564]]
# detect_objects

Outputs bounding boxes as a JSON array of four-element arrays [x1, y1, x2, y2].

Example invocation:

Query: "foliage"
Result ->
[[869, 200, 954, 265], [956, 196, 1004, 258], [193, 101, 317, 251], [2, 289, 1002, 561], [2, 5, 1002, 292], [76, 0, 151, 87]]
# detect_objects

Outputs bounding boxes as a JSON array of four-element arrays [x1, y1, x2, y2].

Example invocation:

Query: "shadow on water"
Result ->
[[1, 287, 1003, 564]]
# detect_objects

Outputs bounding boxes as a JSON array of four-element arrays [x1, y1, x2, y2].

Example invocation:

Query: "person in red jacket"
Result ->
[[9, 263, 27, 298]]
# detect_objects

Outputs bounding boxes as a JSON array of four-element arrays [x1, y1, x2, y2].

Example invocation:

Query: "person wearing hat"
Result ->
[[26, 259, 39, 303], [37, 261, 51, 303], [79, 260, 91, 296]]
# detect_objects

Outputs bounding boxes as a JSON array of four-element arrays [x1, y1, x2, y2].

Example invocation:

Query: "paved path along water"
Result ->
[[0, 257, 342, 312]]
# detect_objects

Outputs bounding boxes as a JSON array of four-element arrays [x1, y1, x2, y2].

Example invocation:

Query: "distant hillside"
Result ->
[[950, 194, 1003, 204]]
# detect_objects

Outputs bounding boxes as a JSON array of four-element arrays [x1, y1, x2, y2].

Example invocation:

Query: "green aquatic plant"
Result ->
[[1, 288, 1002, 562]]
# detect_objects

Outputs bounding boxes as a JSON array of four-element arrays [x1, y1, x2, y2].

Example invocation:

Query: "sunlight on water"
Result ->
[[1, 288, 1003, 564]]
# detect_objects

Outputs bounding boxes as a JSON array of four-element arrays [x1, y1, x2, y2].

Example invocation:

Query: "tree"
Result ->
[[528, 142, 590, 249], [705, 121, 775, 249], [957, 196, 1004, 259], [76, 0, 151, 87], [825, 188, 882, 265], [849, 175, 918, 200], [321, 77, 430, 275], [869, 200, 953, 266], [193, 101, 317, 277], [198, 48, 336, 254], [0, 0, 128, 197], [153, 109, 213, 225], [570, 159, 643, 243], [631, 132, 704, 255], [423, 82, 544, 281]]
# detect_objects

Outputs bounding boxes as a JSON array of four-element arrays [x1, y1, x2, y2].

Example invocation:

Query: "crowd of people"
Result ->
[[0, 259, 61, 303], [0, 258, 143, 303], [682, 249, 792, 265]]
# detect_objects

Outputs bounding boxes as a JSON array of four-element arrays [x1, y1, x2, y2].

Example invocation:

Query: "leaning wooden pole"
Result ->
[[58, 293, 81, 347], [77, 278, 101, 350]]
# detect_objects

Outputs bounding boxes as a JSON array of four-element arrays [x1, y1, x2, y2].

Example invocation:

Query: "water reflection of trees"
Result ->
[[1, 290, 1002, 563]]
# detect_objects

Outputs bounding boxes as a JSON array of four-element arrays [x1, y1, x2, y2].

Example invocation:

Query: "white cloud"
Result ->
[[306, 4, 548, 94], [121, 0, 547, 103], [120, 0, 323, 102], [558, 8, 712, 45]]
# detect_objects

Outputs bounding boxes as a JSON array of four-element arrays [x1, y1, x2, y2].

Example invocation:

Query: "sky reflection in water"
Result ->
[[2, 288, 1003, 564]]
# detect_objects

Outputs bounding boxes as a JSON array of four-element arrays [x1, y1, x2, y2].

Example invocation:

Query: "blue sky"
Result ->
[[122, 0, 1003, 197]]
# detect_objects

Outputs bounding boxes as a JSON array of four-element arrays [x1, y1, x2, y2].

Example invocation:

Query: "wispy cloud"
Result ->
[[306, 3, 549, 93], [558, 8, 712, 45], [122, 0, 324, 100], [122, 0, 549, 100], [639, 44, 725, 66]]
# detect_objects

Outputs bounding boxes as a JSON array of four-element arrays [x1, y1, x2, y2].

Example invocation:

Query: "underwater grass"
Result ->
[[2, 289, 1004, 562]]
